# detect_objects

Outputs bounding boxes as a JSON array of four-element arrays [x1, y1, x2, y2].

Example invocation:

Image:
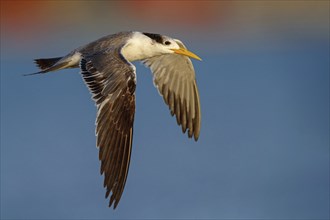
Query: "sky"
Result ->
[[1, 1, 329, 219]]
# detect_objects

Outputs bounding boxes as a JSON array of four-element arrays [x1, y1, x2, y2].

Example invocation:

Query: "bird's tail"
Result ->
[[25, 52, 81, 76], [24, 56, 67, 76], [35, 57, 62, 70]]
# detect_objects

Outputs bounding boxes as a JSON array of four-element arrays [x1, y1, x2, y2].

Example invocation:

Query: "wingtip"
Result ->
[[109, 194, 115, 207], [194, 136, 199, 141], [113, 201, 119, 209], [193, 132, 199, 141], [108, 195, 118, 209]]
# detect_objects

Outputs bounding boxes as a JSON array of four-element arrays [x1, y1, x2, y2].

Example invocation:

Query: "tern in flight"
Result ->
[[29, 31, 202, 208]]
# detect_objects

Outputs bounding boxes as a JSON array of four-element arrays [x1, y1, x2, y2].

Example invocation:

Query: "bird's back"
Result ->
[[77, 31, 133, 56]]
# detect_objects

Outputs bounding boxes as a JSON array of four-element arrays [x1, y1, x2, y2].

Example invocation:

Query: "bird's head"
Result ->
[[143, 32, 202, 61], [122, 32, 202, 62]]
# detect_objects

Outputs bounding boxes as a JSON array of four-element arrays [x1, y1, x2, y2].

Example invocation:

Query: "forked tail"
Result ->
[[35, 57, 62, 70], [24, 56, 66, 76]]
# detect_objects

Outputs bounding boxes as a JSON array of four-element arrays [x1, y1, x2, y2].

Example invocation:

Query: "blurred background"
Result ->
[[1, 1, 329, 219]]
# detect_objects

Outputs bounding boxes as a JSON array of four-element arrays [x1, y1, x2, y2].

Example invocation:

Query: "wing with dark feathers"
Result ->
[[143, 45, 201, 141], [80, 49, 136, 209]]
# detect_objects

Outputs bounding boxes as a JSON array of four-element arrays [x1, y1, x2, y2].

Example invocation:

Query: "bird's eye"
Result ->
[[164, 41, 171, 45]]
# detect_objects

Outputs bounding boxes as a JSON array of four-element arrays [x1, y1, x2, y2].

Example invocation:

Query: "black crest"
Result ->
[[143, 32, 163, 44]]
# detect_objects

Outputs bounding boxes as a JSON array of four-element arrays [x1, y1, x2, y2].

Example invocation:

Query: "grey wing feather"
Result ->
[[143, 52, 201, 140], [80, 48, 136, 209]]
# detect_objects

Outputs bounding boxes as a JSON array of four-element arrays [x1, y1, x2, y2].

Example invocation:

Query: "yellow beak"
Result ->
[[171, 48, 202, 61]]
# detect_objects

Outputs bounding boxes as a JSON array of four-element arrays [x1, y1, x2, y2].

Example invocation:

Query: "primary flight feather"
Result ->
[[30, 31, 201, 208]]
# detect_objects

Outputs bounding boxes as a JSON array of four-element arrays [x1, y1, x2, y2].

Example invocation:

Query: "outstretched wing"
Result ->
[[80, 49, 136, 209], [143, 45, 201, 140]]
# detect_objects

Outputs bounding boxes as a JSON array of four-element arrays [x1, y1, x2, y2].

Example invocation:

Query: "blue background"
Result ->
[[1, 1, 329, 219]]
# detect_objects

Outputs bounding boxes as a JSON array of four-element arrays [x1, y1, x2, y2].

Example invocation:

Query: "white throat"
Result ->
[[121, 32, 161, 62]]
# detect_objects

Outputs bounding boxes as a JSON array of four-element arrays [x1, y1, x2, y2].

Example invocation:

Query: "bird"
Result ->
[[28, 31, 201, 209]]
